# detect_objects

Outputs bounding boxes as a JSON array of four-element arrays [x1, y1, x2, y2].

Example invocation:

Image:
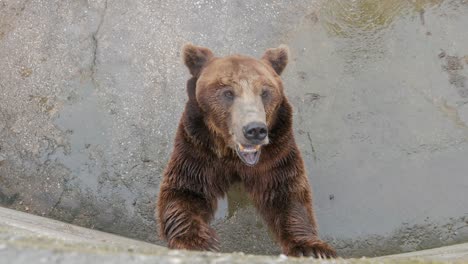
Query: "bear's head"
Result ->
[[182, 44, 289, 166]]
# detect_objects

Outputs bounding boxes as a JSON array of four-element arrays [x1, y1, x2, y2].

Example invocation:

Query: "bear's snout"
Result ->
[[242, 122, 268, 144]]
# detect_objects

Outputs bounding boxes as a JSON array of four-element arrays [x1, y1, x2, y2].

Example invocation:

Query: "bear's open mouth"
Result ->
[[235, 144, 261, 166]]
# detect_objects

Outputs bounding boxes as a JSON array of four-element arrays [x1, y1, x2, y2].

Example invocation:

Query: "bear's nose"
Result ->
[[243, 122, 268, 144]]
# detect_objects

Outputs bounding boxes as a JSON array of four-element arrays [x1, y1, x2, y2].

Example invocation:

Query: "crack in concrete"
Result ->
[[90, 0, 108, 88], [306, 132, 317, 162], [51, 188, 65, 212]]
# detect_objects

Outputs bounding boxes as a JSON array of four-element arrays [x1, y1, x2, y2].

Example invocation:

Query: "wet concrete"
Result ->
[[1, 0, 468, 258]]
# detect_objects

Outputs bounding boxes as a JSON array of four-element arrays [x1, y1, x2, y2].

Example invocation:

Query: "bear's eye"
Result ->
[[261, 90, 270, 99], [223, 90, 235, 100]]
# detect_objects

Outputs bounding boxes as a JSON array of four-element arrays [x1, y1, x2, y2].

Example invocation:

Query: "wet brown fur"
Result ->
[[156, 44, 337, 258]]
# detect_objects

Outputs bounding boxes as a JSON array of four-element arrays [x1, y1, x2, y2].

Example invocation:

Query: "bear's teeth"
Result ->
[[239, 144, 258, 153], [235, 144, 261, 166]]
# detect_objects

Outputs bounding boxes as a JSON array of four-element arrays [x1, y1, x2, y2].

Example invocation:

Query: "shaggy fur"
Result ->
[[157, 44, 336, 258]]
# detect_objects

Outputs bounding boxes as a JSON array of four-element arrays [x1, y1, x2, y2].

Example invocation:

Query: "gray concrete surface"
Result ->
[[1, 0, 468, 258], [380, 243, 468, 262], [1, 206, 467, 263]]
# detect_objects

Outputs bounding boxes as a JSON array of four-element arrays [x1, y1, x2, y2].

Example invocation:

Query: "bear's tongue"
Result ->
[[236, 144, 261, 166], [241, 151, 257, 165]]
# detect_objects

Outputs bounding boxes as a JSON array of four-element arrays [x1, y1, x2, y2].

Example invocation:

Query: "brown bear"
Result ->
[[156, 44, 336, 258]]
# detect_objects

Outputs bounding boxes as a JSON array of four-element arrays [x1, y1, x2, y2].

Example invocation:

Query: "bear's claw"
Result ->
[[286, 240, 337, 258], [168, 222, 220, 252]]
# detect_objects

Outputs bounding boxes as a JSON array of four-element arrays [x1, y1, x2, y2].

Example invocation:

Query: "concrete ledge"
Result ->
[[0, 207, 467, 263]]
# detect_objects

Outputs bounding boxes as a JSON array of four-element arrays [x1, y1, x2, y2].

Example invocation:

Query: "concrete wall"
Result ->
[[1, 0, 467, 257]]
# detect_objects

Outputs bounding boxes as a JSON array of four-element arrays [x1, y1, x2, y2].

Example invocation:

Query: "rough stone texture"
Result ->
[[1, 0, 468, 258], [1, 207, 467, 263]]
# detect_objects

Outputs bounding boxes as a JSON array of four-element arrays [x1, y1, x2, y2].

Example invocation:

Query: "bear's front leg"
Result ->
[[279, 200, 337, 258], [250, 181, 337, 258], [157, 186, 219, 251]]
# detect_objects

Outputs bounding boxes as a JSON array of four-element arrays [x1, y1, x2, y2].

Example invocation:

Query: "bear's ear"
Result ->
[[182, 43, 214, 77], [261, 44, 289, 75]]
